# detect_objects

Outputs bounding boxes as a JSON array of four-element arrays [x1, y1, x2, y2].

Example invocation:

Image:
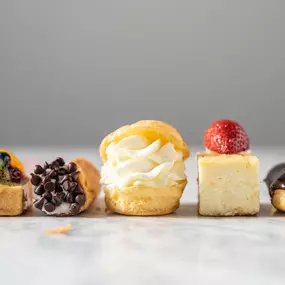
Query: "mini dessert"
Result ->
[[0, 150, 32, 216], [32, 157, 100, 216], [264, 163, 285, 212], [100, 120, 190, 216], [197, 119, 260, 216]]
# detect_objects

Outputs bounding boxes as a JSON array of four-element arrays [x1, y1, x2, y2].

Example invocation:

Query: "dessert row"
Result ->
[[0, 119, 282, 217]]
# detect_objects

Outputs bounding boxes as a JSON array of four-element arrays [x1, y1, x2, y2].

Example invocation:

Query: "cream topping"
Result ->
[[205, 148, 252, 155], [101, 135, 186, 188]]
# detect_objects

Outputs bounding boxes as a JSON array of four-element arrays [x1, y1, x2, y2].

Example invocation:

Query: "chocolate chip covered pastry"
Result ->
[[264, 163, 285, 212], [100, 120, 190, 216], [32, 157, 100, 216], [0, 150, 32, 216]]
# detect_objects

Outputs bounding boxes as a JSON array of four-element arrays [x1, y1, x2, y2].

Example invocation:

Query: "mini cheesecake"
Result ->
[[197, 152, 260, 216], [198, 119, 260, 216]]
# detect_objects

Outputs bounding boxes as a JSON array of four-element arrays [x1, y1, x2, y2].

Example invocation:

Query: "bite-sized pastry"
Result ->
[[32, 157, 100, 216], [264, 163, 285, 212], [0, 150, 32, 216], [100, 120, 190, 216], [197, 119, 260, 216]]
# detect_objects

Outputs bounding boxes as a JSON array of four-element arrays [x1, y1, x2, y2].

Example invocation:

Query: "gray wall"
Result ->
[[0, 0, 285, 147]]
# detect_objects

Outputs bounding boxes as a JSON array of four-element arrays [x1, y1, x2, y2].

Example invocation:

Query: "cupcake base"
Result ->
[[104, 181, 186, 216]]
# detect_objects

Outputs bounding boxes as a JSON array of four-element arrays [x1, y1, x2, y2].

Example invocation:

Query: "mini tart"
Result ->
[[100, 120, 190, 216], [32, 157, 100, 216], [0, 176, 32, 216]]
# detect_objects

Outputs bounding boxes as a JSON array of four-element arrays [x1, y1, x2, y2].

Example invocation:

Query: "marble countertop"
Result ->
[[1, 146, 285, 285]]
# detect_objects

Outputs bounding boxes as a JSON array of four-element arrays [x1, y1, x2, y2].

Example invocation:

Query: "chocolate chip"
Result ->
[[34, 184, 45, 195], [43, 192, 52, 201], [60, 175, 69, 185], [50, 160, 60, 169], [44, 169, 51, 176], [75, 194, 85, 206], [34, 165, 45, 175], [56, 192, 66, 201], [43, 175, 51, 184], [69, 203, 81, 215], [57, 167, 68, 176], [56, 192, 65, 200], [51, 194, 62, 206], [68, 162, 77, 173], [34, 197, 45, 210], [73, 185, 83, 194], [49, 169, 57, 179], [71, 171, 80, 182], [56, 157, 65, 166], [54, 181, 63, 192], [30, 173, 42, 186], [44, 181, 55, 192], [62, 181, 72, 191], [65, 193, 74, 203], [44, 202, 55, 212], [44, 162, 49, 169]]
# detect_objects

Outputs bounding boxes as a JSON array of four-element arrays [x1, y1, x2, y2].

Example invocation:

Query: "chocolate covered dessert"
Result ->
[[264, 163, 285, 212], [32, 157, 100, 216]]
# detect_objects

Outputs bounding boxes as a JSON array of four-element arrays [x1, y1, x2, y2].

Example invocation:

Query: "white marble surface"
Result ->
[[1, 146, 285, 285]]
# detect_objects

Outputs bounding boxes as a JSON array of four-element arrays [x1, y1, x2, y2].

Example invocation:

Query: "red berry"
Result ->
[[9, 167, 23, 183], [204, 119, 250, 154]]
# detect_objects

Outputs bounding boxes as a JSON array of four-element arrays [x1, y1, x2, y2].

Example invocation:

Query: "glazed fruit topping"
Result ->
[[0, 152, 24, 184]]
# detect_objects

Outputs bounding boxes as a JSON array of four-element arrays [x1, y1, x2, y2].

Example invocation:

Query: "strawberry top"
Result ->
[[204, 119, 250, 154]]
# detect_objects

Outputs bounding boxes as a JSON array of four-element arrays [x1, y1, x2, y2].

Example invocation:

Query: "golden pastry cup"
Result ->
[[73, 157, 101, 213], [100, 120, 190, 216], [0, 176, 32, 216], [103, 181, 187, 216]]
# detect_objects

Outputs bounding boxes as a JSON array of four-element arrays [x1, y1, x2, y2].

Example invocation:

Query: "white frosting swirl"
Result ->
[[101, 135, 186, 188]]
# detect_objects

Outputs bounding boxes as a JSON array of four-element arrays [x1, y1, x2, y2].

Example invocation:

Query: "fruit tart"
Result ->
[[0, 150, 32, 216]]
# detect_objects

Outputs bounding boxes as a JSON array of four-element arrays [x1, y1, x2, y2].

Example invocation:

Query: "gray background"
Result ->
[[0, 0, 284, 147]]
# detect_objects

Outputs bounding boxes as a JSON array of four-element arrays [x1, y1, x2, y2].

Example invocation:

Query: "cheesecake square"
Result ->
[[197, 153, 260, 216]]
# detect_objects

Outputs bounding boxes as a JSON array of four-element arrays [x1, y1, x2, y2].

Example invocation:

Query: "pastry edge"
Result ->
[[0, 176, 32, 216], [103, 181, 186, 216]]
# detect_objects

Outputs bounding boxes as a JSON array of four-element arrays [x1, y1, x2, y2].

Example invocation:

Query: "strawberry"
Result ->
[[204, 119, 250, 154]]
